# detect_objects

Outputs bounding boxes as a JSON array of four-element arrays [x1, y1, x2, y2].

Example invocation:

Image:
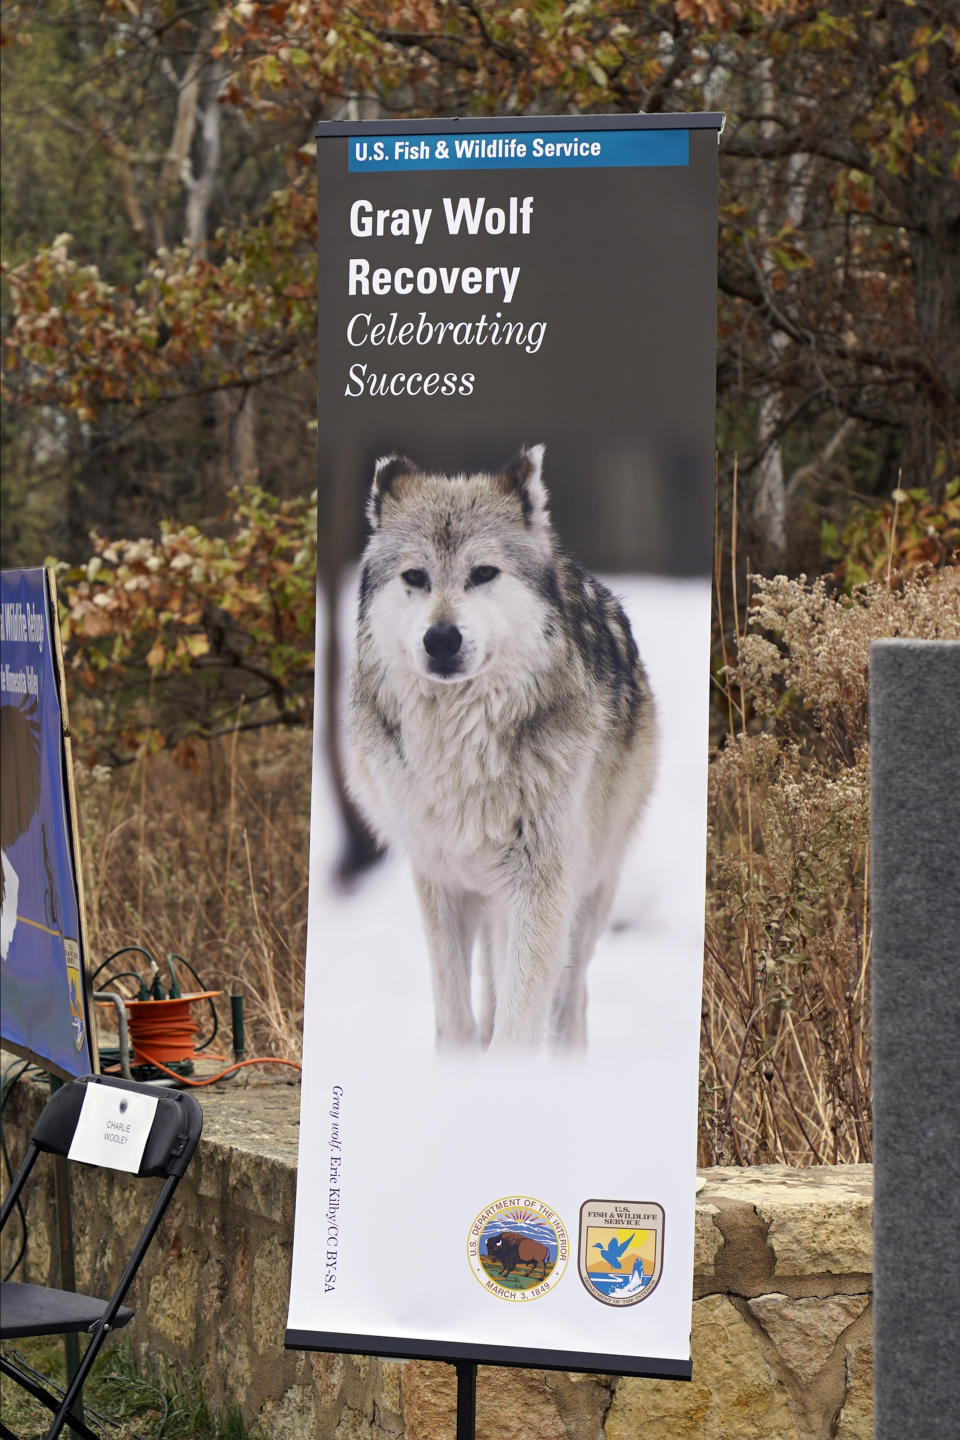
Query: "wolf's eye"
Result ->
[[469, 565, 500, 587], [401, 568, 428, 588]]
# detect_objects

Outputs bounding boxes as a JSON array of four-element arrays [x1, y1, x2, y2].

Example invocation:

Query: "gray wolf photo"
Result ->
[[346, 445, 657, 1055]]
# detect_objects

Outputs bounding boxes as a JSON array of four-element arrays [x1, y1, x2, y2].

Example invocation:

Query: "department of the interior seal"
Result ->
[[468, 1196, 568, 1303]]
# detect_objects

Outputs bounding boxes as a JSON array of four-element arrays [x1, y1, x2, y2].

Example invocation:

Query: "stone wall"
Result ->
[[1, 1074, 873, 1439]]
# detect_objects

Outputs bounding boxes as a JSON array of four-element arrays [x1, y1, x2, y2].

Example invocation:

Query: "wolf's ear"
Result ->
[[502, 444, 548, 528], [368, 454, 415, 530]]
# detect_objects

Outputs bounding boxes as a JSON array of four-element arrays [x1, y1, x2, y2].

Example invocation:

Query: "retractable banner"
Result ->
[[288, 114, 722, 1376], [1, 567, 96, 1078]]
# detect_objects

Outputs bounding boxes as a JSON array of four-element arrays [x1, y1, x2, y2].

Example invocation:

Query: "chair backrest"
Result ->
[[30, 1074, 203, 1179]]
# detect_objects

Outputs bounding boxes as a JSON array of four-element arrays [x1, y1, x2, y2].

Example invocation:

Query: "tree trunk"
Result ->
[[184, 58, 224, 248], [215, 387, 258, 487], [905, 213, 960, 490], [752, 63, 810, 569]]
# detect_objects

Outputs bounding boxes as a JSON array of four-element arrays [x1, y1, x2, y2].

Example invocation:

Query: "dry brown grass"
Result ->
[[77, 726, 311, 1061], [701, 563, 960, 1164], [74, 562, 959, 1160]]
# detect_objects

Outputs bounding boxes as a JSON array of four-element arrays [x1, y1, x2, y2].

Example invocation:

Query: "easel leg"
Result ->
[[51, 1076, 85, 1438], [455, 1360, 477, 1440]]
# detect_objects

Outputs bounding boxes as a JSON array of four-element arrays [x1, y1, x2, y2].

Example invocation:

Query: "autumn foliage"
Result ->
[[4, 190, 316, 423], [58, 486, 316, 764], [3, 1, 959, 570]]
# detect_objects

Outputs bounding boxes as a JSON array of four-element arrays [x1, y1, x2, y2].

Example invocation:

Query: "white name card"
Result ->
[[68, 1085, 159, 1173]]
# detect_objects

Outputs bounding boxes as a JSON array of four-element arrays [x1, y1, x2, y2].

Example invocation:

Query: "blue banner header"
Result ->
[[349, 129, 689, 173]]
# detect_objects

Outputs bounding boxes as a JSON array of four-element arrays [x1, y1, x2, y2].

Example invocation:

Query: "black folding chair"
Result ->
[[0, 1074, 203, 1440]]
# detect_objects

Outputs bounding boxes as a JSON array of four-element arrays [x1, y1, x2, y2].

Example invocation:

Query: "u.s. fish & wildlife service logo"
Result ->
[[468, 1196, 568, 1302], [64, 938, 85, 1053], [578, 1199, 664, 1306]]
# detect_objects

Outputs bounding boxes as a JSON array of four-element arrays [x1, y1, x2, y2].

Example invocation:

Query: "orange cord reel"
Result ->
[[124, 991, 221, 1067], [95, 972, 301, 1086]]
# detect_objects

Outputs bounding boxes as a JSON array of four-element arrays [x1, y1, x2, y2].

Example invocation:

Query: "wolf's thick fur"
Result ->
[[347, 446, 657, 1054]]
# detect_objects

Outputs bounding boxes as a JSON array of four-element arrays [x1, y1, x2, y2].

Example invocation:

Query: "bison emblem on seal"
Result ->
[[485, 1230, 550, 1279]]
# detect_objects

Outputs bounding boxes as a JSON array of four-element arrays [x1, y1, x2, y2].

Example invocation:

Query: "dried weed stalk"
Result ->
[[77, 727, 310, 1061], [702, 566, 960, 1164]]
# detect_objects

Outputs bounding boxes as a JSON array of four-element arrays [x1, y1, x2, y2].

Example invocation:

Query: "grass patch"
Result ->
[[478, 1257, 555, 1290], [0, 1337, 264, 1440]]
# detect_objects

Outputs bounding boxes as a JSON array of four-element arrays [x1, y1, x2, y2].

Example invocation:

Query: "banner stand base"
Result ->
[[455, 1359, 477, 1439], [285, 1330, 692, 1381]]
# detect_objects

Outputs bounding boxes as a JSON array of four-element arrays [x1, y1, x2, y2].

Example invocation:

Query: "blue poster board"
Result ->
[[1, 567, 96, 1077]]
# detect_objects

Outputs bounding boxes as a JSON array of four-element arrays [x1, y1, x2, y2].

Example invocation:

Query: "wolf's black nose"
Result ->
[[423, 623, 462, 660]]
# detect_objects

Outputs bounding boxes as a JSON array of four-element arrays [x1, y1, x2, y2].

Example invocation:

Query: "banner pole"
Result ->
[[455, 1360, 477, 1440]]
